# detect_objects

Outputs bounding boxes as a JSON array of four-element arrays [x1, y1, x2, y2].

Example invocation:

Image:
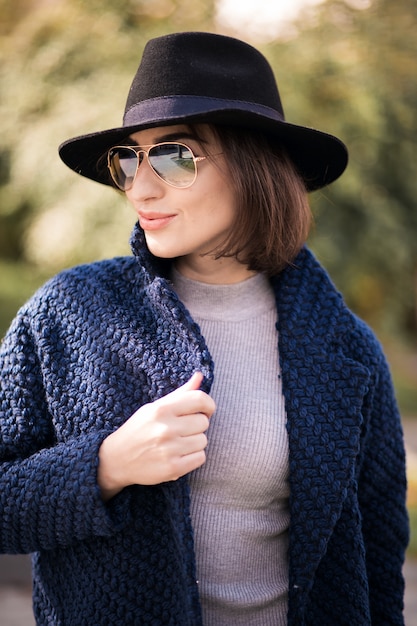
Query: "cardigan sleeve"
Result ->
[[0, 311, 133, 554], [357, 341, 409, 624]]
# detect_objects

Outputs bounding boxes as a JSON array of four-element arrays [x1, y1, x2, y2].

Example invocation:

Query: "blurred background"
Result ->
[[0, 0, 416, 623]]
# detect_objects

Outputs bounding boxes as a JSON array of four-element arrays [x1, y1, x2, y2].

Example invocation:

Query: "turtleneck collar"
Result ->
[[171, 267, 275, 322]]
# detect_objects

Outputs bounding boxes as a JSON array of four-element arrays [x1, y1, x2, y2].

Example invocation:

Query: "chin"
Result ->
[[144, 237, 177, 259], [148, 239, 175, 254]]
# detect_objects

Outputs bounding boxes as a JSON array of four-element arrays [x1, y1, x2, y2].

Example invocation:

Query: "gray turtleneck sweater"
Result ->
[[172, 269, 289, 626]]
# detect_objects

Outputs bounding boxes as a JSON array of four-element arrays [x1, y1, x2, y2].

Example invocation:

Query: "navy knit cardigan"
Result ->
[[0, 225, 409, 625]]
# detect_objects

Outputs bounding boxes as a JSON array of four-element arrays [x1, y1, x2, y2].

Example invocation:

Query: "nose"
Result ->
[[126, 155, 164, 202]]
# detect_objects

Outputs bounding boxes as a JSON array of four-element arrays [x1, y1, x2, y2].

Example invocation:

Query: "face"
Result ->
[[124, 124, 251, 283]]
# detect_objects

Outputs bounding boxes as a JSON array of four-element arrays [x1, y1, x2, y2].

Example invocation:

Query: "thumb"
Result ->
[[178, 371, 204, 392]]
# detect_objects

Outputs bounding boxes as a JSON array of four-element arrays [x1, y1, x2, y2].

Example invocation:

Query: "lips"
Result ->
[[138, 212, 177, 231]]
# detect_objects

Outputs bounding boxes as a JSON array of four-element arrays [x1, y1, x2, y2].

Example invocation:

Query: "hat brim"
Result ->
[[59, 98, 348, 192]]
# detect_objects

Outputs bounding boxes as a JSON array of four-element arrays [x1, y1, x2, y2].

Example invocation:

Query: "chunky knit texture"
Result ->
[[0, 223, 409, 625]]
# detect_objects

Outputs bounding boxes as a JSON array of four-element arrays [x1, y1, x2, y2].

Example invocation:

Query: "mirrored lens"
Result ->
[[109, 147, 138, 190], [148, 144, 196, 187], [108, 143, 198, 190]]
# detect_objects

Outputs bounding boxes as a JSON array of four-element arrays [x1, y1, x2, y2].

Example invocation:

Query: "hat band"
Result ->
[[123, 95, 285, 127]]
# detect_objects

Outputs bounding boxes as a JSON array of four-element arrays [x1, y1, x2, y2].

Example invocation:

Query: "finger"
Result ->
[[175, 371, 204, 393], [177, 413, 210, 436], [174, 392, 215, 419], [179, 432, 208, 455], [160, 373, 216, 418], [171, 450, 207, 478]]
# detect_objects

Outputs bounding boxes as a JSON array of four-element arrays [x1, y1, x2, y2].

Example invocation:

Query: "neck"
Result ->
[[174, 255, 256, 285]]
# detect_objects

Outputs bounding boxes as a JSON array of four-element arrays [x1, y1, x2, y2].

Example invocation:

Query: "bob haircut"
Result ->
[[203, 124, 312, 277]]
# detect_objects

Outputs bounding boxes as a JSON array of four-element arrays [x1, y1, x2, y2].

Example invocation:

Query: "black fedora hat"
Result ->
[[59, 31, 348, 191]]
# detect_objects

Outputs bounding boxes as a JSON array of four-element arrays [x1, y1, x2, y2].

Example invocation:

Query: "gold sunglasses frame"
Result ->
[[107, 141, 207, 191]]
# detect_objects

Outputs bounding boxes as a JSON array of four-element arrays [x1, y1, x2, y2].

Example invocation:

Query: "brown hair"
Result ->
[[203, 124, 312, 276]]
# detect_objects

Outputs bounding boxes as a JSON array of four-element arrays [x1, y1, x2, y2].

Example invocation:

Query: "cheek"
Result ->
[[191, 198, 236, 232], [199, 178, 237, 222]]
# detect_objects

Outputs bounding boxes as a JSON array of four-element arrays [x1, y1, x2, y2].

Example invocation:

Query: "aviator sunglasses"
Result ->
[[107, 142, 207, 191]]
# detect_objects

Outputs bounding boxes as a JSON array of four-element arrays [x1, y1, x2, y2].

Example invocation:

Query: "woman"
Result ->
[[0, 32, 408, 625]]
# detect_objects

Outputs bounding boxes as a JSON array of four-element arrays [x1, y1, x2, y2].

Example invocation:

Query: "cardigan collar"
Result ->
[[129, 222, 215, 395], [272, 250, 371, 613], [130, 222, 172, 282]]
